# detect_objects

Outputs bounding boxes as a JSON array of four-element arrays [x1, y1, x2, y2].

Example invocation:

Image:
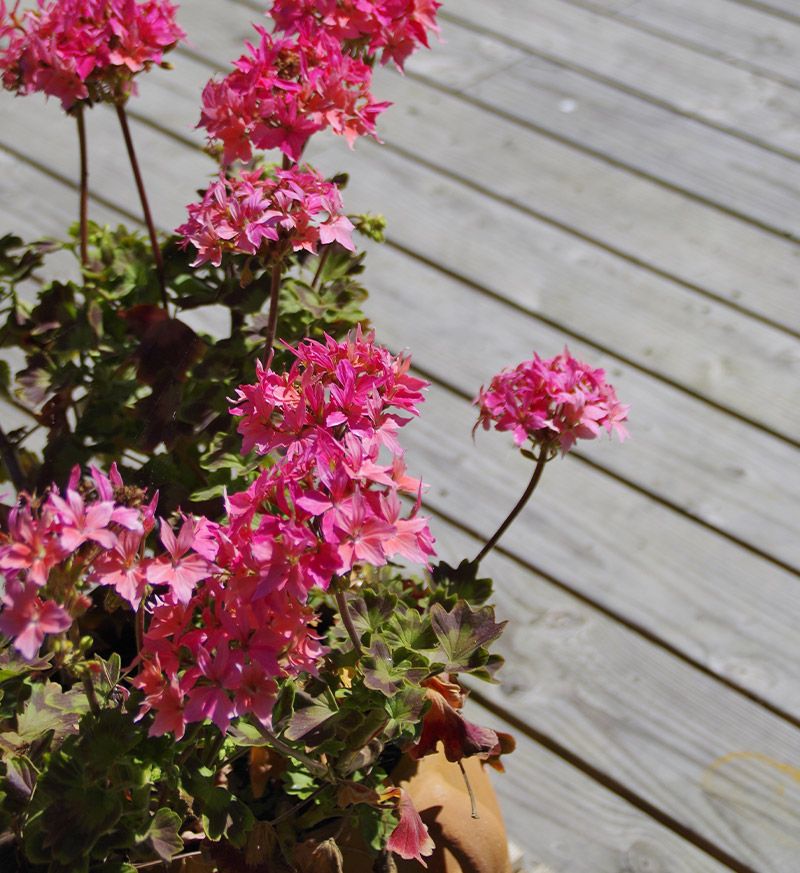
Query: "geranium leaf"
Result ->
[[362, 640, 403, 697], [143, 808, 184, 861], [284, 696, 339, 743], [16, 682, 89, 743], [429, 559, 494, 605], [429, 602, 506, 672], [349, 591, 398, 640], [5, 755, 36, 800], [0, 649, 52, 683]]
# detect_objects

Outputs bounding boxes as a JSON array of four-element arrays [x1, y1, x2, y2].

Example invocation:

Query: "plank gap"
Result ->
[[382, 234, 800, 452]]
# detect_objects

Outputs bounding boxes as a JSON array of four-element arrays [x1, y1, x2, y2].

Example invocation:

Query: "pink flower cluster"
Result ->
[[229, 328, 436, 576], [176, 166, 354, 267], [475, 349, 630, 454], [199, 24, 388, 165], [134, 569, 325, 737], [132, 331, 434, 739], [0, 465, 159, 659], [270, 0, 442, 70], [132, 474, 333, 738], [0, 0, 184, 109]]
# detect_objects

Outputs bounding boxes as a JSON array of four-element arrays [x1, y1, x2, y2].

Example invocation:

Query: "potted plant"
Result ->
[[0, 1, 629, 871]]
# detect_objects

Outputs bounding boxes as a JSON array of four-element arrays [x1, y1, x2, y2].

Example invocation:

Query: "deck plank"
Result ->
[[566, 0, 800, 87], [3, 1, 800, 868], [365, 245, 800, 715], [132, 37, 800, 443], [462, 704, 734, 873], [443, 0, 800, 159], [406, 20, 800, 241], [433, 519, 800, 872]]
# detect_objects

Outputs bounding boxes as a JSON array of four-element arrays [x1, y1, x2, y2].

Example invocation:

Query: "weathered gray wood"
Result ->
[[444, 0, 800, 159], [436, 519, 800, 872], [4, 21, 800, 543], [460, 705, 735, 873], [162, 9, 800, 422], [405, 19, 800, 242], [566, 0, 800, 87], [327, 128, 800, 444], [375, 71, 800, 340], [735, 0, 800, 22], [345, 206, 800, 569]]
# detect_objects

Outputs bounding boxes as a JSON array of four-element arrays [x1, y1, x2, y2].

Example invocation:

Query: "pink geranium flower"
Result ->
[[0, 580, 72, 660], [198, 24, 388, 164], [48, 489, 117, 552], [146, 517, 214, 603], [475, 348, 630, 454], [0, 500, 64, 587], [176, 166, 354, 267], [0, 0, 185, 109], [91, 530, 149, 609], [270, 0, 442, 70]]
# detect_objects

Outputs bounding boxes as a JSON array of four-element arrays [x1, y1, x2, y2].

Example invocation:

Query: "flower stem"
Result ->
[[115, 102, 167, 308], [457, 759, 479, 819], [311, 245, 331, 291], [263, 258, 283, 362], [82, 672, 101, 716], [75, 104, 89, 267], [334, 581, 362, 657], [253, 722, 329, 779], [473, 444, 551, 565], [135, 602, 145, 654]]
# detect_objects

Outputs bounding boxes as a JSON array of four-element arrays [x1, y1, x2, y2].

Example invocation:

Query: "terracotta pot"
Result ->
[[390, 753, 512, 873], [174, 753, 510, 873]]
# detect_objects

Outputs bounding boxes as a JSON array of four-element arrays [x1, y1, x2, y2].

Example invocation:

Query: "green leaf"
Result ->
[[284, 694, 339, 743], [15, 681, 89, 743], [429, 601, 506, 672], [384, 688, 426, 741], [362, 640, 405, 697], [349, 591, 398, 641], [227, 721, 267, 747], [386, 608, 437, 653], [5, 755, 36, 800], [141, 808, 183, 861], [430, 559, 494, 606], [0, 649, 52, 683]]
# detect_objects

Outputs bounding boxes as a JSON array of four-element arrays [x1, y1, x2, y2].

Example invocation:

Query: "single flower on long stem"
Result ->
[[473, 348, 629, 563]]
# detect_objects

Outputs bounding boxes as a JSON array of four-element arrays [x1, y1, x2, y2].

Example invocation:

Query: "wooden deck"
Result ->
[[2, 0, 800, 870]]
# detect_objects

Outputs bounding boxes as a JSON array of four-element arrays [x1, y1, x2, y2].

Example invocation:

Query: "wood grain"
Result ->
[[4, 53, 800, 566], [444, 0, 800, 159], [406, 19, 800, 242], [436, 518, 800, 872], [363, 246, 800, 718], [462, 702, 734, 873], [575, 0, 800, 87]]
